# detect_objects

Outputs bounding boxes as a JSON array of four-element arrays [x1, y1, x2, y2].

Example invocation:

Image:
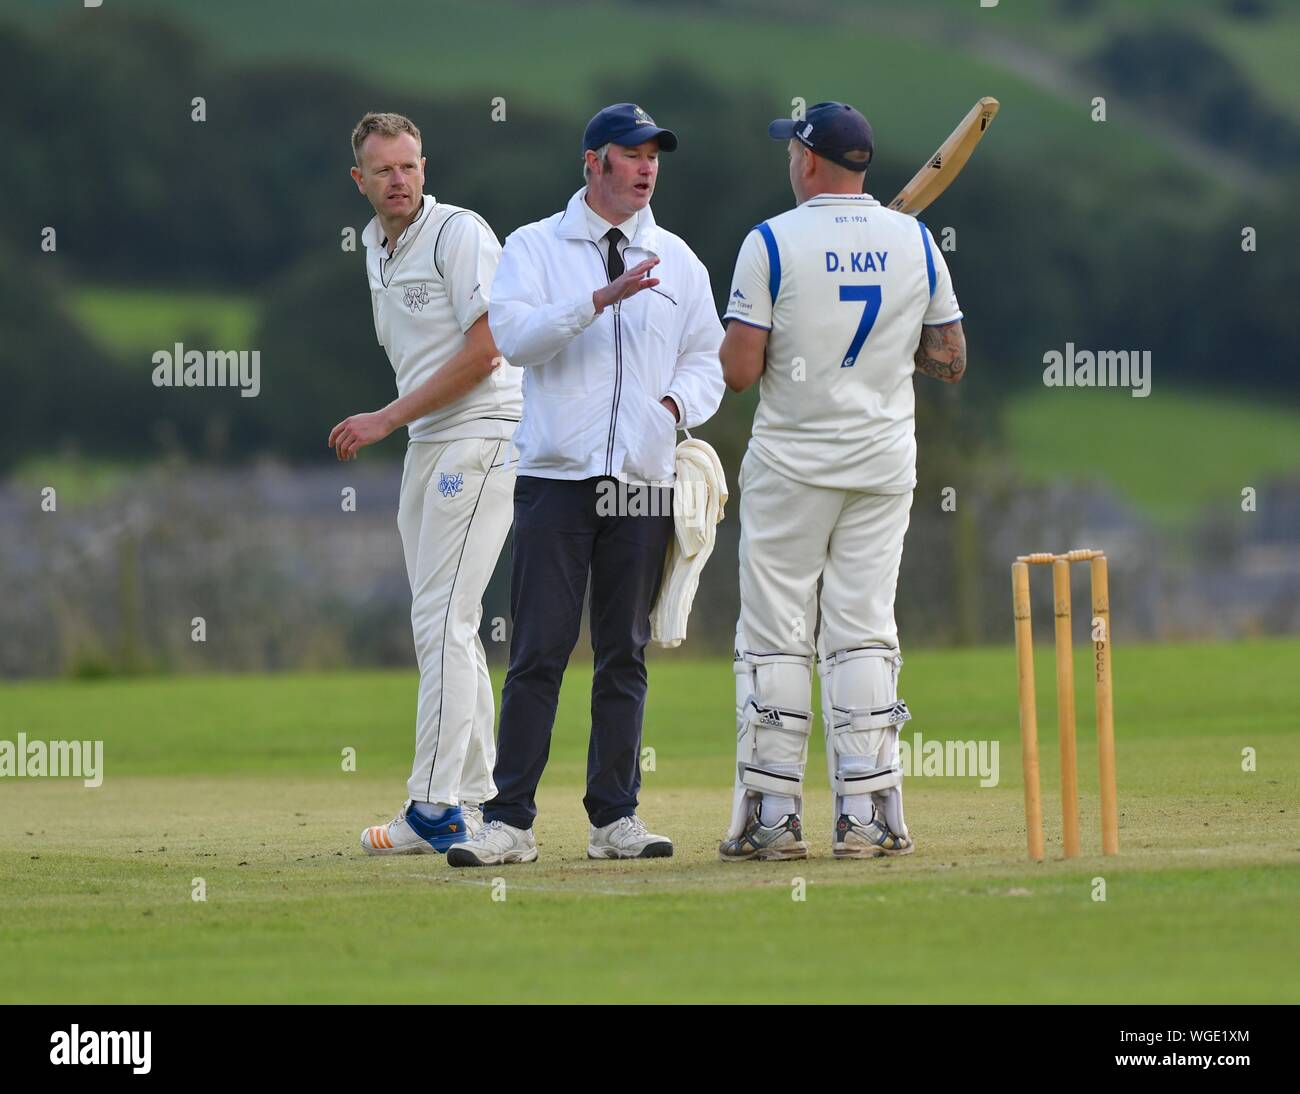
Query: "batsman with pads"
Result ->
[[718, 102, 969, 860]]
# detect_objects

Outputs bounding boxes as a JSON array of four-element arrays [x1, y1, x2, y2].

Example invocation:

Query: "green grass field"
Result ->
[[2, 640, 1297, 1003]]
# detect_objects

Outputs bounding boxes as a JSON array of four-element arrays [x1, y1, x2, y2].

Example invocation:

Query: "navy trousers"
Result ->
[[484, 475, 674, 830]]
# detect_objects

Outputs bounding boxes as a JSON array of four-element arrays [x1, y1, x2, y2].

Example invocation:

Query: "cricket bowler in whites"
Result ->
[[331, 112, 523, 855], [718, 102, 966, 860]]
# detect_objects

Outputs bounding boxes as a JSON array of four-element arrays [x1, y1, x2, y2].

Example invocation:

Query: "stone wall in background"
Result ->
[[2, 462, 1297, 678]]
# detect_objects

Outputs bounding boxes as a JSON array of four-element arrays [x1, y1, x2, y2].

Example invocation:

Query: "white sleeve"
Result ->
[[722, 228, 773, 330], [921, 222, 963, 326], [487, 231, 600, 368], [434, 212, 500, 333], [663, 254, 725, 430]]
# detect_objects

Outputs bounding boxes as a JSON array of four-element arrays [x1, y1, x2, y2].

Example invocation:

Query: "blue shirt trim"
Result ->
[[754, 222, 781, 305], [918, 219, 937, 298]]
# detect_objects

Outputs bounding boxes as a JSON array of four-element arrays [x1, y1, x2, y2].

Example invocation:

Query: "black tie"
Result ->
[[604, 228, 625, 281]]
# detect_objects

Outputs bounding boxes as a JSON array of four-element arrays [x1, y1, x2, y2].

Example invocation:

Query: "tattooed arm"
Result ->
[[913, 319, 967, 383]]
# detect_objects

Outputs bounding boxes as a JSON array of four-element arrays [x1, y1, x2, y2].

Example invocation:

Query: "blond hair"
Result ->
[[351, 112, 422, 167]]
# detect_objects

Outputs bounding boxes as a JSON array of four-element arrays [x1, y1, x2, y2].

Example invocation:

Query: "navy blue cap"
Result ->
[[769, 101, 873, 171], [583, 103, 678, 153]]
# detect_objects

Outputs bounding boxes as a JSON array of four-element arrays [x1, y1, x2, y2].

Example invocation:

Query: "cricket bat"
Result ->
[[887, 97, 1000, 216]]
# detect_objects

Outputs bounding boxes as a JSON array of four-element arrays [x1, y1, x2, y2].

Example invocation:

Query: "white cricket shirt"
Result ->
[[363, 194, 523, 442], [724, 192, 961, 493]]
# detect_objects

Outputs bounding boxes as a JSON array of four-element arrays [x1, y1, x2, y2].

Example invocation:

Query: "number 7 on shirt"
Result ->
[[838, 284, 882, 369]]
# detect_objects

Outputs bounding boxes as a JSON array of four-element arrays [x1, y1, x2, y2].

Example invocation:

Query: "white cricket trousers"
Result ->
[[737, 450, 913, 659], [397, 436, 515, 805]]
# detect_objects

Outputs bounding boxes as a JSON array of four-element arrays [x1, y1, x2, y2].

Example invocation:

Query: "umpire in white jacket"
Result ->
[[448, 103, 724, 867]]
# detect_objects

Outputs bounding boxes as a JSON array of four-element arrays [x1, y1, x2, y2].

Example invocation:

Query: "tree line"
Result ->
[[0, 12, 1296, 476]]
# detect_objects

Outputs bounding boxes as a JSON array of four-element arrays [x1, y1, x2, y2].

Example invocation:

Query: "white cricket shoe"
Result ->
[[446, 819, 538, 867], [587, 815, 674, 860], [833, 812, 915, 858], [718, 805, 809, 862]]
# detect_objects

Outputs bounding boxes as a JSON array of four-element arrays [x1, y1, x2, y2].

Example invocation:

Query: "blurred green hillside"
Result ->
[[8, 0, 1295, 178], [925, 0, 1300, 118], [2, 0, 1297, 528], [74, 287, 256, 357], [1004, 387, 1300, 526]]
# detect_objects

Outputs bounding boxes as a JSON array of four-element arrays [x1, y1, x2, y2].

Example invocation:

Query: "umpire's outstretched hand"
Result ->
[[593, 257, 660, 315]]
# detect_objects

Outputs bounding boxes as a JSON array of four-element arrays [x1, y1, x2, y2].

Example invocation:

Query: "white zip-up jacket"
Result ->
[[489, 188, 725, 484]]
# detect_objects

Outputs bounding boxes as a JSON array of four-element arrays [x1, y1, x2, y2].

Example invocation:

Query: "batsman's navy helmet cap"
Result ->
[[769, 101, 873, 171], [583, 103, 679, 153]]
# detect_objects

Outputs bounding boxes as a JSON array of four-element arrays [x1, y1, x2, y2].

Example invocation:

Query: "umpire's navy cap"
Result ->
[[583, 103, 679, 153], [769, 101, 874, 171]]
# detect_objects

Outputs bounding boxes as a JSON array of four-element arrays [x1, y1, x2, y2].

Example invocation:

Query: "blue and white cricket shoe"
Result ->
[[360, 800, 472, 856]]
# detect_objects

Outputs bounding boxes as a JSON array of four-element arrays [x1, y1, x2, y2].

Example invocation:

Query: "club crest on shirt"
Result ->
[[403, 283, 431, 312], [438, 472, 464, 498]]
